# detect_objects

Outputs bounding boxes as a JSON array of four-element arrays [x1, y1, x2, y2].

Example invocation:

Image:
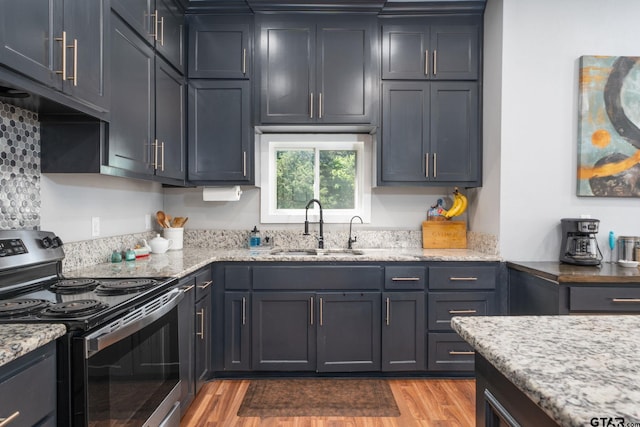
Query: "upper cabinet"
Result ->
[[257, 15, 377, 124], [381, 19, 479, 81], [0, 0, 109, 111], [188, 15, 252, 79]]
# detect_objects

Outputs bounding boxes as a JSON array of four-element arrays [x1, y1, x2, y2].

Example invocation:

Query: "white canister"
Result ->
[[163, 227, 184, 250]]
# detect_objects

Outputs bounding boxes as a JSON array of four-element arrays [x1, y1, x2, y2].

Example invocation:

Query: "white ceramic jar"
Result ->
[[148, 234, 173, 254]]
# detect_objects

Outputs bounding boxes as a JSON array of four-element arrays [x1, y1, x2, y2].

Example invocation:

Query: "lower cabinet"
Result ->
[[224, 291, 251, 370], [0, 342, 57, 426], [195, 268, 213, 394], [381, 291, 425, 371]]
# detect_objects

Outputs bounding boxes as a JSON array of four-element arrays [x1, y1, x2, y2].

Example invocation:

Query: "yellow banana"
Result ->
[[456, 192, 468, 216], [444, 192, 462, 218]]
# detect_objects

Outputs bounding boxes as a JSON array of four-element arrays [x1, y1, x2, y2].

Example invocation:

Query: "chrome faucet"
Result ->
[[303, 199, 324, 249], [348, 215, 363, 249]]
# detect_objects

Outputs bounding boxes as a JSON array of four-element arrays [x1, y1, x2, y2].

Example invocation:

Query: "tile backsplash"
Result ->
[[0, 101, 40, 230]]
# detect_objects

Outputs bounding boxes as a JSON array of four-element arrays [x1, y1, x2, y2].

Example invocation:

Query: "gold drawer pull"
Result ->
[[612, 298, 640, 303], [449, 277, 478, 281], [391, 277, 421, 281], [199, 280, 212, 290], [0, 411, 20, 427], [448, 309, 477, 314], [449, 350, 474, 356], [181, 285, 194, 292]]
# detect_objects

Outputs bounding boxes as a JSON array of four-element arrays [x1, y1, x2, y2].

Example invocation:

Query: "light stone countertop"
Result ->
[[64, 247, 501, 279], [452, 315, 640, 426], [0, 323, 66, 368]]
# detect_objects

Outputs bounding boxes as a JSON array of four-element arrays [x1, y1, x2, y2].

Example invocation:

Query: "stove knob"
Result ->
[[52, 236, 64, 248], [41, 236, 52, 248]]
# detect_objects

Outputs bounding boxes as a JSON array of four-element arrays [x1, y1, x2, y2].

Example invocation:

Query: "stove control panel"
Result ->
[[0, 239, 29, 257]]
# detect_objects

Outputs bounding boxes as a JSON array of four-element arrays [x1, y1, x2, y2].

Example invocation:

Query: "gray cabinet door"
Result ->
[[195, 292, 211, 393], [431, 25, 479, 80], [155, 57, 185, 181], [176, 279, 195, 416], [188, 15, 251, 79], [430, 81, 478, 183], [109, 13, 155, 175], [258, 17, 315, 123], [381, 292, 426, 372], [0, 0, 61, 89], [111, 0, 154, 45], [224, 292, 251, 371], [188, 80, 252, 183], [155, 0, 184, 73], [317, 292, 381, 372], [252, 292, 316, 371], [381, 24, 430, 80], [381, 81, 429, 183]]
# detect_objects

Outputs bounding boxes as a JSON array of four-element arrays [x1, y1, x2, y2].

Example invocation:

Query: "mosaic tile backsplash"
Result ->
[[0, 101, 40, 230]]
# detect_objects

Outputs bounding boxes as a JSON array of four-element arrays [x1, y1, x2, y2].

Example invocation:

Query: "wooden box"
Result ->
[[422, 221, 467, 249]]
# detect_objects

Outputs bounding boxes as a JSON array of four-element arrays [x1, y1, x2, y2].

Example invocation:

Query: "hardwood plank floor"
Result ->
[[181, 379, 475, 427]]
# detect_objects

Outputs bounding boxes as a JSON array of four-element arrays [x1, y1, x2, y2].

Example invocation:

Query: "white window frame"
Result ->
[[260, 133, 372, 224]]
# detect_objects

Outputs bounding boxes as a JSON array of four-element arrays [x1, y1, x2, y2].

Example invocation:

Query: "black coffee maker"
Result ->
[[560, 218, 602, 266]]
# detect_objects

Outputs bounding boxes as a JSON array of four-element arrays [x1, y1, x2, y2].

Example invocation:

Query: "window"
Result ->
[[260, 134, 372, 223]]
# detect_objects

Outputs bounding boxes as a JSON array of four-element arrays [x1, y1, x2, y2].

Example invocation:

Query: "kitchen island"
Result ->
[[452, 315, 640, 426]]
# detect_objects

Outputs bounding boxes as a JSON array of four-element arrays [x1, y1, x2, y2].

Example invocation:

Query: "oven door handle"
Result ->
[[84, 288, 183, 359]]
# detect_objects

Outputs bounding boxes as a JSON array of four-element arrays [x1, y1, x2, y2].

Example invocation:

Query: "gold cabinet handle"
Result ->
[[242, 296, 246, 325], [55, 31, 67, 80], [391, 277, 421, 282], [449, 277, 478, 281], [243, 151, 247, 177], [425, 153, 429, 178], [159, 16, 164, 46], [310, 92, 314, 118], [0, 411, 20, 427], [181, 285, 194, 293], [152, 139, 159, 169], [196, 308, 205, 339], [319, 92, 323, 118], [160, 142, 165, 171], [199, 280, 212, 290], [319, 297, 323, 326], [310, 296, 314, 325], [433, 50, 437, 75], [242, 48, 247, 74], [386, 297, 390, 326], [449, 350, 474, 356], [151, 10, 159, 41], [433, 152, 437, 178], [425, 49, 429, 76], [612, 298, 640, 303], [448, 309, 477, 314]]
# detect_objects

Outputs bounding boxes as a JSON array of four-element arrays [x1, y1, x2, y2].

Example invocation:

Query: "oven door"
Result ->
[[77, 288, 183, 427]]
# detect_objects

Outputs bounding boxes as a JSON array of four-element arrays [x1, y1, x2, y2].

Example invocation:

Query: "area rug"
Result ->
[[237, 378, 401, 417]]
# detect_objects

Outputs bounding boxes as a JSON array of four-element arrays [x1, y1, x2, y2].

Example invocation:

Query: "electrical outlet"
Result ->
[[91, 217, 100, 237], [145, 214, 152, 230]]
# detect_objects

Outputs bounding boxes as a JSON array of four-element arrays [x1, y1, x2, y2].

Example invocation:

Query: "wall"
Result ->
[[486, 0, 640, 261]]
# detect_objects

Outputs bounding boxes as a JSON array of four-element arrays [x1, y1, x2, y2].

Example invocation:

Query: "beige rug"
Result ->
[[237, 378, 401, 417]]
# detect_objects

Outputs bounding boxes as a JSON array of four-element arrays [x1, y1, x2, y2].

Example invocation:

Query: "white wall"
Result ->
[[41, 174, 163, 242], [494, 0, 640, 261]]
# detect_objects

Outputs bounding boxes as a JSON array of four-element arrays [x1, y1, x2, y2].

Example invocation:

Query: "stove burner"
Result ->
[[95, 279, 158, 295], [0, 298, 50, 318], [40, 300, 108, 318], [50, 279, 99, 294]]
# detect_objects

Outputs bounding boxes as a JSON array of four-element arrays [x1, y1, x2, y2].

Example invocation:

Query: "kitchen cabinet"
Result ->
[[380, 81, 479, 185], [188, 80, 252, 183], [381, 20, 480, 81], [0, 0, 109, 111], [0, 342, 57, 427], [109, 12, 185, 183], [111, 0, 184, 73], [175, 276, 196, 417], [257, 15, 376, 124], [224, 291, 251, 371], [188, 15, 252, 79], [194, 267, 213, 394]]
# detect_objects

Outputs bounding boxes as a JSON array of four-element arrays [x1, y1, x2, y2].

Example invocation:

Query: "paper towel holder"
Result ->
[[202, 186, 243, 201]]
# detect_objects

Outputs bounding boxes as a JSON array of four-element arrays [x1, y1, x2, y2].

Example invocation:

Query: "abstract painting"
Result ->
[[578, 56, 640, 196]]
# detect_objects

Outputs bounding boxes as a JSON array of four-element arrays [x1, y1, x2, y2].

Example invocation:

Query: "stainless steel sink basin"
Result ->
[[269, 248, 365, 256]]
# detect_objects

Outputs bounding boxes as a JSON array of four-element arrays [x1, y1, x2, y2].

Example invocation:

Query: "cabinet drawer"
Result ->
[[428, 292, 495, 331], [385, 266, 426, 290], [195, 266, 213, 300], [225, 265, 252, 290], [427, 333, 475, 371], [0, 342, 56, 426], [429, 264, 497, 290], [253, 265, 383, 290], [570, 287, 640, 313]]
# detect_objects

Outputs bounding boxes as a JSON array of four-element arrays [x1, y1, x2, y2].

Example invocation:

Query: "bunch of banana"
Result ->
[[444, 188, 468, 218]]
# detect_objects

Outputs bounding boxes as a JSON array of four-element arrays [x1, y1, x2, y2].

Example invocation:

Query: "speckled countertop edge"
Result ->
[[452, 315, 640, 426], [0, 323, 66, 368], [63, 247, 501, 279]]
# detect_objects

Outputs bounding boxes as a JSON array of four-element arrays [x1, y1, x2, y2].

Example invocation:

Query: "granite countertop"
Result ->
[[65, 247, 500, 279], [507, 261, 640, 283], [452, 315, 640, 426], [0, 324, 67, 368]]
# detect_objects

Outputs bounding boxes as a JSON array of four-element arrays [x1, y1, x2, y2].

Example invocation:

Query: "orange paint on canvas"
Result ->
[[578, 149, 640, 179], [591, 129, 611, 148]]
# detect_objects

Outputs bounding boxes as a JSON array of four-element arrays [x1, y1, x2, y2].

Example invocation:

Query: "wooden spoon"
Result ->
[[156, 211, 167, 228]]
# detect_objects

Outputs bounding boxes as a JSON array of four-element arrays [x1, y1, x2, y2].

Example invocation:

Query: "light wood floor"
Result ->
[[181, 379, 475, 427]]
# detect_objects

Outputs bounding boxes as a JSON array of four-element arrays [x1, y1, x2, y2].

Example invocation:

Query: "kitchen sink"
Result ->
[[269, 248, 365, 256]]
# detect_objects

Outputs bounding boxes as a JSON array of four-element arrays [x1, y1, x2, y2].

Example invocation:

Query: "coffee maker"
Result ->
[[560, 218, 602, 266]]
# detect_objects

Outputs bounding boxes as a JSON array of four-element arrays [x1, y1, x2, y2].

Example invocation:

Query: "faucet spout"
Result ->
[[348, 215, 363, 249], [304, 199, 324, 249]]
